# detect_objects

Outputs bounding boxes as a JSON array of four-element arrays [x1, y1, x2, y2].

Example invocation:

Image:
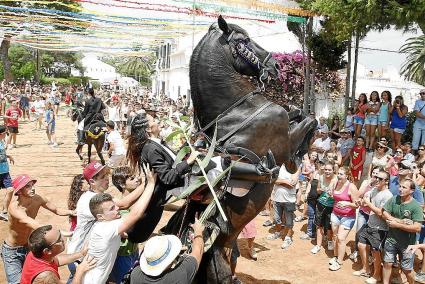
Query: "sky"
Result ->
[[358, 28, 423, 72], [80, 1, 422, 75]]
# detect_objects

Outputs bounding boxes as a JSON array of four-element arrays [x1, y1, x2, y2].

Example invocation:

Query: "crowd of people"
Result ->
[[263, 89, 425, 284], [1, 80, 425, 284]]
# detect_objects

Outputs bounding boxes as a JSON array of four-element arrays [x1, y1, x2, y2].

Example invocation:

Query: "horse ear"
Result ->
[[218, 15, 230, 35]]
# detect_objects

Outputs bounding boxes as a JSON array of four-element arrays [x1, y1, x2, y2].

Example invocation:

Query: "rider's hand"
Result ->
[[189, 216, 205, 237], [187, 150, 200, 165], [142, 163, 157, 186]]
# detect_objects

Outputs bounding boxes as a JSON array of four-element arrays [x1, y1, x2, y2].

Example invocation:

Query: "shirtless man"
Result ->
[[1, 174, 75, 284]]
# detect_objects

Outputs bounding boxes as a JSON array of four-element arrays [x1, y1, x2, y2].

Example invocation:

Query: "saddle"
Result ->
[[187, 148, 279, 203]]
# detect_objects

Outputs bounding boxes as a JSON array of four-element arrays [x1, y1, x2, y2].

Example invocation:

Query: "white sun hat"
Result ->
[[140, 235, 182, 277]]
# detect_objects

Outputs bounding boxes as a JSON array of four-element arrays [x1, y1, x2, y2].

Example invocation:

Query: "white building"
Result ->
[[152, 20, 302, 101], [72, 54, 119, 83]]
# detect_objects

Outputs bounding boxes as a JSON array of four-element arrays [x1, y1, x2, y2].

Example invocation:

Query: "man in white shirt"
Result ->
[[106, 121, 126, 168], [311, 130, 331, 160], [66, 161, 149, 283], [267, 164, 301, 250], [82, 165, 156, 284]]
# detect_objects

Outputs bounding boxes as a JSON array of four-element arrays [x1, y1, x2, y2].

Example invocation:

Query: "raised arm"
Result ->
[[118, 164, 157, 234], [8, 204, 41, 230], [114, 172, 146, 209], [41, 197, 74, 217]]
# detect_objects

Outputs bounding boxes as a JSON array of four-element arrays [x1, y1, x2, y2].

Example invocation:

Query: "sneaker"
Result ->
[[349, 250, 358, 261], [365, 277, 381, 284], [262, 220, 273, 227], [259, 210, 269, 216], [294, 216, 307, 222], [329, 261, 342, 271], [327, 240, 334, 251], [249, 247, 257, 260], [51, 143, 58, 148], [266, 232, 281, 240], [281, 237, 293, 249], [310, 245, 321, 254], [328, 257, 337, 265], [47, 141, 53, 145], [0, 212, 8, 221], [415, 271, 425, 284], [7, 144, 13, 150], [352, 270, 370, 277], [300, 233, 313, 240]]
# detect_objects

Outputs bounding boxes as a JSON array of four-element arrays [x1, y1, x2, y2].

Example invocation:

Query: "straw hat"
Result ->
[[140, 235, 182, 277]]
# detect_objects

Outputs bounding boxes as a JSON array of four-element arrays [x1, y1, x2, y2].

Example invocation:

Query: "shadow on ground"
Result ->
[[237, 272, 291, 284]]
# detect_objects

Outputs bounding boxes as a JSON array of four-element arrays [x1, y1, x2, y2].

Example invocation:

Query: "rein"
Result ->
[[226, 31, 273, 90]]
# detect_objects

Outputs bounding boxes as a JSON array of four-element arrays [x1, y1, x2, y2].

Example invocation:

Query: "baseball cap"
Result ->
[[12, 174, 37, 195], [83, 161, 107, 182]]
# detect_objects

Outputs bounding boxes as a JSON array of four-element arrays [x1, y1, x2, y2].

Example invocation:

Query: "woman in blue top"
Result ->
[[378, 90, 392, 141], [389, 95, 408, 150]]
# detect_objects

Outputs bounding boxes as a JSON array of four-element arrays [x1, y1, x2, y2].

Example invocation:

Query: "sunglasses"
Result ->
[[48, 232, 63, 248], [377, 146, 385, 149], [396, 151, 403, 154], [420, 93, 425, 95], [419, 148, 425, 151], [376, 176, 387, 182]]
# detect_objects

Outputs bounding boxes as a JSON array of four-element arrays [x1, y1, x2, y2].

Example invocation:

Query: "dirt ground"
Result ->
[[0, 109, 397, 283]]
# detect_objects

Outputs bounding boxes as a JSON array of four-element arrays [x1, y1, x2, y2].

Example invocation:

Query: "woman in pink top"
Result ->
[[329, 166, 359, 271]]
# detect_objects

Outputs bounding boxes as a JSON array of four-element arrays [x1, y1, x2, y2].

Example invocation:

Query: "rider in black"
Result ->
[[77, 83, 106, 145]]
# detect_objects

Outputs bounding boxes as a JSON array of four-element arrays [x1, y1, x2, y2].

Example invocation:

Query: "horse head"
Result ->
[[217, 16, 279, 86]]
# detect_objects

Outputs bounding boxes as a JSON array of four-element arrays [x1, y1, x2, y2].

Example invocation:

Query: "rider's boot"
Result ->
[[224, 149, 280, 183]]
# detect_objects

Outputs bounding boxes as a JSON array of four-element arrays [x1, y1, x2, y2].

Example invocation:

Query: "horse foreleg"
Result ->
[[97, 147, 105, 165], [76, 145, 83, 161], [87, 143, 92, 164], [289, 117, 317, 160]]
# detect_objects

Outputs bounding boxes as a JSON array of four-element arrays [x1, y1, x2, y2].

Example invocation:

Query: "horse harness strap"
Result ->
[[217, 101, 273, 144], [197, 88, 261, 135]]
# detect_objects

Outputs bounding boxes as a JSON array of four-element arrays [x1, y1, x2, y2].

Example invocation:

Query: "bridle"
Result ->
[[225, 30, 274, 90]]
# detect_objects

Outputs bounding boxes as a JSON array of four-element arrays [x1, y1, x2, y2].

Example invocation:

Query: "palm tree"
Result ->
[[400, 35, 425, 85], [118, 55, 155, 86]]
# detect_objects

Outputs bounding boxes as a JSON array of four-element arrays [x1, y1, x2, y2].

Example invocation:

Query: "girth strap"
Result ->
[[196, 88, 260, 135], [217, 101, 273, 144]]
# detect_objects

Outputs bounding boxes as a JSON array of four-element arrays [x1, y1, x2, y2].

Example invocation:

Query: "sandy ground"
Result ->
[[0, 109, 411, 284]]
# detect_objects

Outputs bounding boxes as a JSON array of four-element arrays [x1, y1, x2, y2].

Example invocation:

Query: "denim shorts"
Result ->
[[0, 242, 28, 284], [379, 120, 388, 126], [353, 115, 364, 125], [330, 213, 355, 229], [0, 172, 12, 189], [391, 127, 405, 134], [273, 201, 296, 228], [365, 114, 378, 126], [383, 240, 415, 270]]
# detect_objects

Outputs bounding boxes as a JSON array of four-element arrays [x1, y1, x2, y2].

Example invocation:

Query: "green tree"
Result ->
[[8, 45, 35, 80], [102, 54, 155, 87], [0, 1, 82, 82], [400, 35, 425, 85]]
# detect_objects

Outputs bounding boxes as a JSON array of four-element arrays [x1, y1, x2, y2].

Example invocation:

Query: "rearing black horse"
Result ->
[[165, 16, 317, 283]]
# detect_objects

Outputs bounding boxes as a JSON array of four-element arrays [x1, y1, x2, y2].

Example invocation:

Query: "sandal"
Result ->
[[294, 216, 306, 222]]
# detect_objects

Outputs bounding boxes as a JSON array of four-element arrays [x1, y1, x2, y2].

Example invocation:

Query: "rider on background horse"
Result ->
[[77, 83, 106, 145]]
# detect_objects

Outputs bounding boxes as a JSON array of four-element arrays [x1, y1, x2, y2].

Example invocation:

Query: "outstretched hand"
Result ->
[[142, 163, 157, 185], [77, 255, 98, 273]]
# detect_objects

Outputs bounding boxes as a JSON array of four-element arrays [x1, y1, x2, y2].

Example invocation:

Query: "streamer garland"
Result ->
[[0, 0, 312, 56]]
